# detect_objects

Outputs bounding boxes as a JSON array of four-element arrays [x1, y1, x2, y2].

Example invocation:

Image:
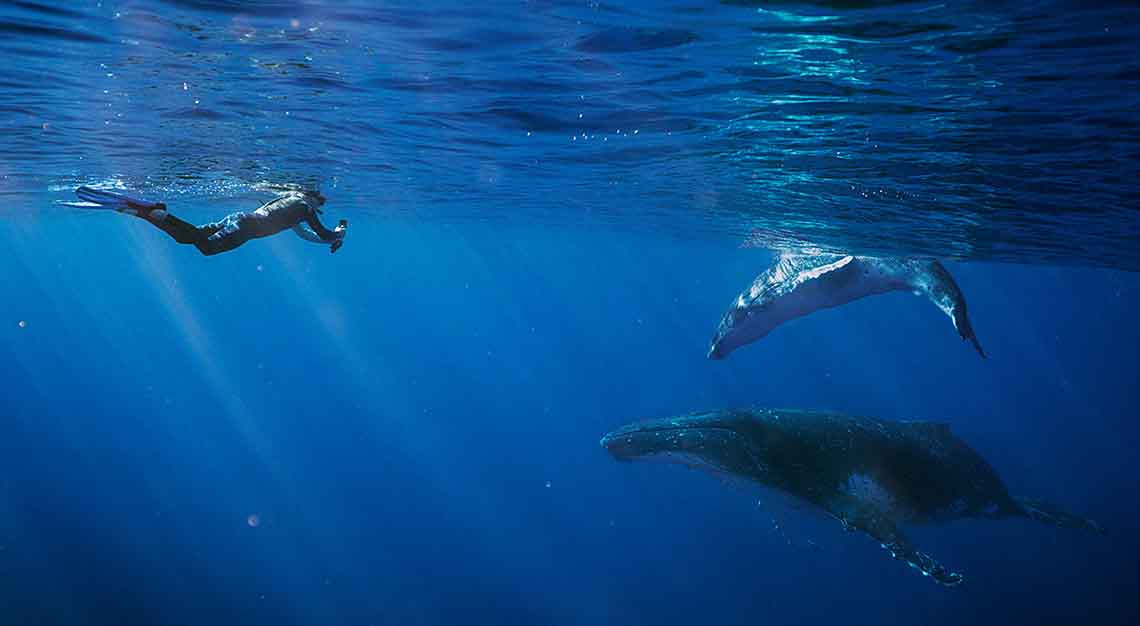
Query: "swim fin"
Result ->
[[75, 186, 165, 215]]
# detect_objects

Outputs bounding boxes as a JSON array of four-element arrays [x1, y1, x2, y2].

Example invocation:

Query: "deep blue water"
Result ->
[[2, 1, 1139, 625]]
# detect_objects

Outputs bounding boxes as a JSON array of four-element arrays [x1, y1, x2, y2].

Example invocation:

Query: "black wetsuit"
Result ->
[[154, 192, 338, 256]]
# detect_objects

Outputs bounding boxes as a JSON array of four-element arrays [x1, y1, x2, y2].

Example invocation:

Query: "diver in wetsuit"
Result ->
[[74, 186, 347, 255]]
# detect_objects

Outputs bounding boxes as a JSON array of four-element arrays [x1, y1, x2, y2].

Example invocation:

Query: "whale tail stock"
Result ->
[[1014, 496, 1106, 536]]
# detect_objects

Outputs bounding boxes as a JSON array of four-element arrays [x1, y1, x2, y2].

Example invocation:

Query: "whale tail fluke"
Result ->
[[969, 335, 986, 359], [1014, 496, 1106, 535], [923, 261, 986, 359], [952, 305, 987, 359]]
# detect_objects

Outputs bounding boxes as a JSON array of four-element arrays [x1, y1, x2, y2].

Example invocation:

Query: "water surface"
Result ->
[[1, 0, 1138, 267]]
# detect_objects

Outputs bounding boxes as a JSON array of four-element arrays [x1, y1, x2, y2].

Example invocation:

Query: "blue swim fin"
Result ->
[[75, 186, 165, 214]]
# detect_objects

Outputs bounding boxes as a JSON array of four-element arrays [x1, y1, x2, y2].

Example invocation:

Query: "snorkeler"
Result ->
[[73, 186, 347, 255]]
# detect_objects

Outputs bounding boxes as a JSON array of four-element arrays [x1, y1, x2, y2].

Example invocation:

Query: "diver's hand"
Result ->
[[330, 219, 347, 254]]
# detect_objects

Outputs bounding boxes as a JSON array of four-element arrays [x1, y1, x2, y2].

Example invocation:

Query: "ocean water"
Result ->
[[1, 1, 1138, 624]]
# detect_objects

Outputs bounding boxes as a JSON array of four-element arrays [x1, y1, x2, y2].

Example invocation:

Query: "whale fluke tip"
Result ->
[[971, 336, 987, 359], [1015, 496, 1105, 535]]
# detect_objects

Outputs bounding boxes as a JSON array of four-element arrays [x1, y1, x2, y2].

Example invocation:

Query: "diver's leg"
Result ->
[[74, 186, 244, 255], [192, 215, 251, 256], [146, 213, 213, 244], [828, 494, 964, 586], [139, 211, 240, 255]]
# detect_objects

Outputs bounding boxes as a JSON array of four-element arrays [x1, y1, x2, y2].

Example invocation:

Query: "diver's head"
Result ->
[[600, 410, 767, 478], [304, 190, 326, 206], [707, 293, 778, 360]]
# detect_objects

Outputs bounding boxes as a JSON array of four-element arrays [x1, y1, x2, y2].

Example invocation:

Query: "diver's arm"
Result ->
[[292, 223, 326, 244], [304, 212, 340, 242], [299, 213, 348, 253]]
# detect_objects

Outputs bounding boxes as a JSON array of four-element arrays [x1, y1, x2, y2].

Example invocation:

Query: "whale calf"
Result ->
[[708, 254, 985, 359], [601, 408, 1103, 586]]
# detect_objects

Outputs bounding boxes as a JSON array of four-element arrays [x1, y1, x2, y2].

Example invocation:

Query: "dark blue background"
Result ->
[[2, 216, 1137, 625], [2, 0, 1139, 623]]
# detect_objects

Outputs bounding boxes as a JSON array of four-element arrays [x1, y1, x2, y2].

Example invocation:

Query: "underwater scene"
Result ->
[[1, 1, 1138, 624]]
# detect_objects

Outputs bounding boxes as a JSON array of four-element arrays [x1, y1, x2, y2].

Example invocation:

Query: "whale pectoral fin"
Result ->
[[1014, 497, 1106, 536], [829, 495, 964, 587]]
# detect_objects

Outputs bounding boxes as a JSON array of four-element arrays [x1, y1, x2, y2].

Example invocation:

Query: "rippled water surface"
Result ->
[[1, 0, 1137, 267]]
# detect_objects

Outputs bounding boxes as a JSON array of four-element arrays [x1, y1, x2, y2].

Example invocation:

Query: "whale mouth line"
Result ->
[[602, 420, 750, 460]]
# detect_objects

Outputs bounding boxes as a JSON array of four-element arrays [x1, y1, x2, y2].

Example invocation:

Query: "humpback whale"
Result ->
[[707, 254, 985, 359], [601, 408, 1103, 586]]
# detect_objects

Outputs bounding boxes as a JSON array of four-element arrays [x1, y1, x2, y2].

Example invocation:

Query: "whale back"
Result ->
[[756, 410, 1018, 523]]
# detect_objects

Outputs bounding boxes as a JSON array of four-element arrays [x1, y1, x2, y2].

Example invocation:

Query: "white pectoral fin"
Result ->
[[829, 494, 964, 587]]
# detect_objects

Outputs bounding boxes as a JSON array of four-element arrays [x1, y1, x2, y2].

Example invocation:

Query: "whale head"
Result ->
[[707, 292, 781, 360], [600, 410, 769, 480], [708, 255, 868, 359]]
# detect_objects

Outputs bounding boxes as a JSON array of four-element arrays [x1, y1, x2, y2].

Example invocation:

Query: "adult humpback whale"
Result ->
[[707, 254, 985, 359], [601, 408, 1103, 586]]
